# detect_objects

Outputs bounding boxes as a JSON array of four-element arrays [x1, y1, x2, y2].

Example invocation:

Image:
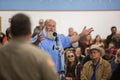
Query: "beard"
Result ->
[[43, 28, 55, 40]]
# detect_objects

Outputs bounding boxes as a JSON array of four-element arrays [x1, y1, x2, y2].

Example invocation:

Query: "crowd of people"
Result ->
[[0, 13, 120, 80], [64, 26, 120, 80]]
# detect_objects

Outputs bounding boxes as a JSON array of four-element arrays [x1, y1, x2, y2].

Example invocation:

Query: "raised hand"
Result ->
[[70, 26, 94, 43], [81, 26, 94, 36]]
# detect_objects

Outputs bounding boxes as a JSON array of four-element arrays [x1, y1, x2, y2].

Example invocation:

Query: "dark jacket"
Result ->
[[110, 61, 119, 73], [106, 34, 113, 47], [110, 63, 120, 80]]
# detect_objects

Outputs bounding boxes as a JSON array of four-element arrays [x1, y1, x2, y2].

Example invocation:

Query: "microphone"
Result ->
[[53, 32, 59, 45], [53, 32, 57, 37], [53, 32, 59, 50], [52, 32, 64, 55]]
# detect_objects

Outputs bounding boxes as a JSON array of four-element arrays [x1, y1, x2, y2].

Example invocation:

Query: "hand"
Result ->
[[81, 26, 94, 36], [37, 32, 44, 42], [32, 32, 44, 46], [69, 26, 94, 43]]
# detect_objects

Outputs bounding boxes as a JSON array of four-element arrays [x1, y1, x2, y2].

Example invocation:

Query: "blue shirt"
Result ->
[[91, 61, 99, 80], [31, 33, 70, 72]]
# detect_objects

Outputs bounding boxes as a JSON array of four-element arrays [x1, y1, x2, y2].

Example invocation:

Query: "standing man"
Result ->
[[31, 19, 93, 73], [106, 26, 117, 47], [68, 27, 74, 36], [0, 14, 59, 80]]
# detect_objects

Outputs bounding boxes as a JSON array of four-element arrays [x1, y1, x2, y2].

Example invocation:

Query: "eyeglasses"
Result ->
[[67, 55, 74, 58]]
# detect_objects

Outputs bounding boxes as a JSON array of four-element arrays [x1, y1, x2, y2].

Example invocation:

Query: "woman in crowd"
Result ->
[[92, 34, 104, 48], [64, 48, 71, 64], [65, 48, 82, 80]]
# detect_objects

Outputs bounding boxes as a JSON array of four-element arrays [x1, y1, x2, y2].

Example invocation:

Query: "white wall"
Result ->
[[0, 11, 120, 38]]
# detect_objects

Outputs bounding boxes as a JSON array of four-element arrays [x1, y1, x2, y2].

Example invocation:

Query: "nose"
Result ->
[[48, 27, 53, 31]]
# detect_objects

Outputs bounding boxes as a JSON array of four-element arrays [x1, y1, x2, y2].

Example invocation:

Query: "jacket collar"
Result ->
[[89, 57, 103, 66]]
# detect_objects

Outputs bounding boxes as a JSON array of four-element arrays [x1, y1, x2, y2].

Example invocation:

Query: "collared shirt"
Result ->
[[91, 60, 100, 80], [31, 33, 70, 71]]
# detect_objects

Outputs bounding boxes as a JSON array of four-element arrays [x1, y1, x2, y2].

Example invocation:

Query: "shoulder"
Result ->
[[83, 60, 92, 68], [101, 58, 111, 66], [107, 34, 112, 38], [19, 44, 53, 66], [58, 34, 70, 40], [25, 44, 46, 55]]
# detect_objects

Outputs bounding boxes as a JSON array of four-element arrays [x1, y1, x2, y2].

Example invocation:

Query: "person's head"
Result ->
[[43, 19, 56, 40], [86, 34, 92, 41], [67, 48, 76, 63], [10, 13, 31, 40], [111, 26, 117, 35], [6, 27, 12, 40], [68, 27, 74, 36], [105, 48, 113, 58], [94, 34, 102, 43], [39, 19, 44, 30], [90, 46, 104, 60], [108, 42, 115, 49], [44, 19, 56, 32], [84, 34, 93, 44], [75, 47, 82, 57], [73, 32, 78, 35], [64, 48, 71, 63]]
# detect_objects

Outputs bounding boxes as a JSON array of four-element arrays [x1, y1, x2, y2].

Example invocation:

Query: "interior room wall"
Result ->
[[0, 11, 120, 38]]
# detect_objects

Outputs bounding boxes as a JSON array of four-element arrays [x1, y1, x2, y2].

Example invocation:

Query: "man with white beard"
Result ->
[[31, 19, 93, 74]]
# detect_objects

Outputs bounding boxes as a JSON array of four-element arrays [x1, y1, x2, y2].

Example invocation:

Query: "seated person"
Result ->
[[81, 46, 111, 80]]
